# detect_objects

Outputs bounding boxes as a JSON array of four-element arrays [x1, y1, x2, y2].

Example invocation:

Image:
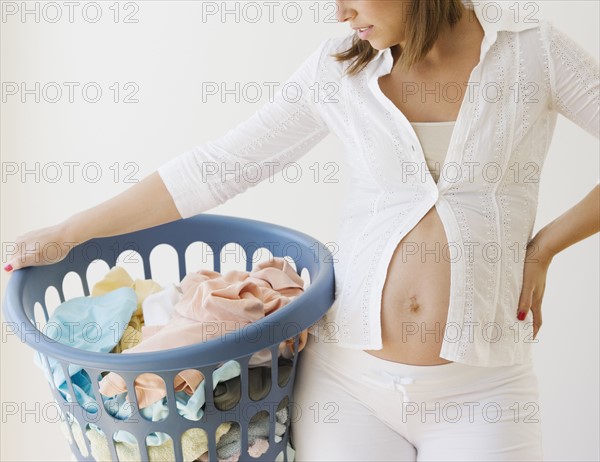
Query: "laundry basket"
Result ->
[[3, 213, 335, 462]]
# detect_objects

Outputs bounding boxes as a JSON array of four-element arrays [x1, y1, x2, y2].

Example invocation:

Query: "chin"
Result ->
[[367, 41, 386, 51]]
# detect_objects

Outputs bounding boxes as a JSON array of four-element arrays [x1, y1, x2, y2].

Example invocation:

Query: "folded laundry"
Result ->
[[91, 266, 163, 353], [99, 258, 308, 410]]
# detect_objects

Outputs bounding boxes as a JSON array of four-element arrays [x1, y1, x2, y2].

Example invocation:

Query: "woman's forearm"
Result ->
[[63, 171, 183, 244], [533, 184, 600, 262]]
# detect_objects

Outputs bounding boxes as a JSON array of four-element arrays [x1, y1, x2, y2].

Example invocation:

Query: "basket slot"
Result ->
[[246, 349, 273, 402], [300, 266, 311, 289], [92, 430, 119, 460], [61, 271, 85, 301], [32, 301, 48, 328], [182, 428, 210, 462], [138, 374, 169, 422], [43, 285, 62, 318], [183, 241, 215, 276]]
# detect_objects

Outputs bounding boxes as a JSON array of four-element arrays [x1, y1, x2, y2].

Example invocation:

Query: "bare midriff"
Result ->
[[363, 205, 453, 365], [363, 9, 485, 366]]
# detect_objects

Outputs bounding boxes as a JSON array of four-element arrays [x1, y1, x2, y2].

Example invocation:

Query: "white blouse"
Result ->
[[157, 0, 600, 366]]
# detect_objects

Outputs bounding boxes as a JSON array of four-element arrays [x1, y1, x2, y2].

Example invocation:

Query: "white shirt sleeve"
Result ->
[[157, 39, 332, 219], [546, 20, 600, 141]]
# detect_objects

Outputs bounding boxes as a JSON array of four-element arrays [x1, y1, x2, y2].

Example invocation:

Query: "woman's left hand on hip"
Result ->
[[517, 240, 554, 341]]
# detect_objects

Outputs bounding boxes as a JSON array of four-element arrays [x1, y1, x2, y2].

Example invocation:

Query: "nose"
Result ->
[[335, 0, 353, 23]]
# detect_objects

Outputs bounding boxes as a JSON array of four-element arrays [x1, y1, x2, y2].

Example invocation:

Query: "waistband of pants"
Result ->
[[304, 334, 533, 393]]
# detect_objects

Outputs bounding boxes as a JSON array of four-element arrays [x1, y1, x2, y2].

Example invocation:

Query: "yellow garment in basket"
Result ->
[[60, 416, 231, 462], [92, 266, 163, 353], [86, 423, 231, 462]]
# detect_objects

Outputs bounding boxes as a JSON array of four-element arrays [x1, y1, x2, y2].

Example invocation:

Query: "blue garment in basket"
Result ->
[[34, 287, 138, 407]]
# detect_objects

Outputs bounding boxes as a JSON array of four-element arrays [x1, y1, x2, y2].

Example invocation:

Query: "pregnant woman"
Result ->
[[4, 0, 599, 460]]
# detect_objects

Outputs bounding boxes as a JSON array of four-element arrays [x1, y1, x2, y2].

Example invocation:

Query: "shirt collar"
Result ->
[[373, 0, 539, 66]]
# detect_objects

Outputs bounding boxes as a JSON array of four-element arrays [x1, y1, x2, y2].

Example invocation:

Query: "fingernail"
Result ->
[[517, 311, 526, 321], [4, 264, 13, 272]]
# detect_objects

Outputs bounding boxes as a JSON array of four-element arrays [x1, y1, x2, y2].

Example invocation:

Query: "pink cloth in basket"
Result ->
[[98, 257, 308, 409]]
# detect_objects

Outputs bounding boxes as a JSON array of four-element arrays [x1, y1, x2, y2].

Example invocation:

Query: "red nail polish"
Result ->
[[517, 311, 526, 321], [4, 264, 13, 272]]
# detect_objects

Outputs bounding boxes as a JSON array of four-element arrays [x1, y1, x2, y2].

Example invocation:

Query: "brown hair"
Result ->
[[331, 0, 466, 76]]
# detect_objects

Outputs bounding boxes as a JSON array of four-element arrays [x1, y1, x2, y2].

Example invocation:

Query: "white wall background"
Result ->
[[1, 1, 598, 461]]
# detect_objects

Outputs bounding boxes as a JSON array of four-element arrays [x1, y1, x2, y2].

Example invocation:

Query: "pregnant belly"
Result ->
[[363, 205, 453, 365]]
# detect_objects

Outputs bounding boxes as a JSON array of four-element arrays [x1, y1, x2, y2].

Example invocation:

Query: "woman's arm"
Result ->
[[531, 20, 600, 262], [68, 36, 331, 242], [4, 172, 182, 271], [65, 171, 182, 244], [4, 39, 332, 271], [487, 21, 598, 338], [531, 184, 600, 264]]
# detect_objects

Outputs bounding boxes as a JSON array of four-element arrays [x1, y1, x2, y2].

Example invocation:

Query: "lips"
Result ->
[[355, 25, 374, 38]]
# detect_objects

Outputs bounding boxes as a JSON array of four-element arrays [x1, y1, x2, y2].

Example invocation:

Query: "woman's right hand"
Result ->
[[3, 222, 82, 272], [3, 172, 183, 273]]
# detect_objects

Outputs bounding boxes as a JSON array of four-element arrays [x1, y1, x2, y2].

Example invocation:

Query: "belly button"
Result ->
[[404, 295, 421, 313]]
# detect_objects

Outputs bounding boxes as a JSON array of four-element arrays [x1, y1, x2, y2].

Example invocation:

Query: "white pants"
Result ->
[[290, 334, 543, 461]]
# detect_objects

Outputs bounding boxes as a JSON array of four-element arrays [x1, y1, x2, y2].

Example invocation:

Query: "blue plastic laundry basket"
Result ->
[[3, 213, 335, 462]]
